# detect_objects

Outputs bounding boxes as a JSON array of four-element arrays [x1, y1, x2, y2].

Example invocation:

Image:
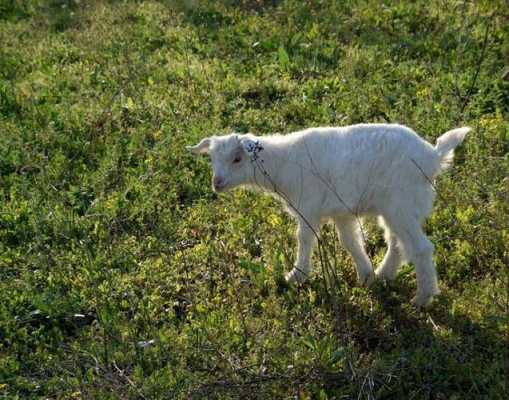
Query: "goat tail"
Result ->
[[434, 127, 470, 172]]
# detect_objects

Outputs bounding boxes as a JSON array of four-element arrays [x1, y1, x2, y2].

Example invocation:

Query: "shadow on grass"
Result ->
[[266, 275, 506, 398]]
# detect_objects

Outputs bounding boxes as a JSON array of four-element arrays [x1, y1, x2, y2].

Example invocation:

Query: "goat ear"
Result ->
[[186, 137, 211, 154]]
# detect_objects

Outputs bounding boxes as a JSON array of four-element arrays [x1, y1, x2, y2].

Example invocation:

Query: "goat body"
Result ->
[[188, 124, 470, 307]]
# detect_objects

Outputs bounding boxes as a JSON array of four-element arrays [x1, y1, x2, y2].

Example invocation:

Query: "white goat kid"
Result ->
[[187, 124, 469, 307]]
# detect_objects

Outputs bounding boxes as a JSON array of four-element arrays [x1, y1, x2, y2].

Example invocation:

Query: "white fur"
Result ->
[[188, 124, 470, 307]]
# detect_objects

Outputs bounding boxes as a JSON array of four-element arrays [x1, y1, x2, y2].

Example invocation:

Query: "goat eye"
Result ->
[[232, 156, 242, 164]]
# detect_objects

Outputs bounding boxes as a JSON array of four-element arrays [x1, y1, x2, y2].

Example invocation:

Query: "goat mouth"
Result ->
[[213, 183, 228, 192]]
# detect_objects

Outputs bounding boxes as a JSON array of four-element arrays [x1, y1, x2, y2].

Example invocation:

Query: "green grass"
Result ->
[[0, 0, 508, 398]]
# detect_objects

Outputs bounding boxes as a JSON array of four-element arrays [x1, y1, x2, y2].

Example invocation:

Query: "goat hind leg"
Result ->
[[382, 212, 439, 307]]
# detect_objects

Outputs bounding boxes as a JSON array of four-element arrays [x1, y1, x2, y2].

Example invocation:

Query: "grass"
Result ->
[[0, 0, 508, 398]]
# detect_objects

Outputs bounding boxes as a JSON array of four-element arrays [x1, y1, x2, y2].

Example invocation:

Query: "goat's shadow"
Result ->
[[277, 273, 505, 373]]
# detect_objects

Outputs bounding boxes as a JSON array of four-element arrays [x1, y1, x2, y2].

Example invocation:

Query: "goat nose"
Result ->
[[213, 176, 224, 187]]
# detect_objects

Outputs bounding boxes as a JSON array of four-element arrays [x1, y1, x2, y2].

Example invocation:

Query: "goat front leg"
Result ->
[[285, 217, 319, 284], [334, 216, 375, 286]]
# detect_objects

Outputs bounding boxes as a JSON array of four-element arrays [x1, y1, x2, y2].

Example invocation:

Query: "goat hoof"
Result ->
[[411, 293, 436, 308], [359, 271, 375, 287], [374, 268, 397, 282], [285, 267, 308, 285], [412, 296, 432, 309]]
